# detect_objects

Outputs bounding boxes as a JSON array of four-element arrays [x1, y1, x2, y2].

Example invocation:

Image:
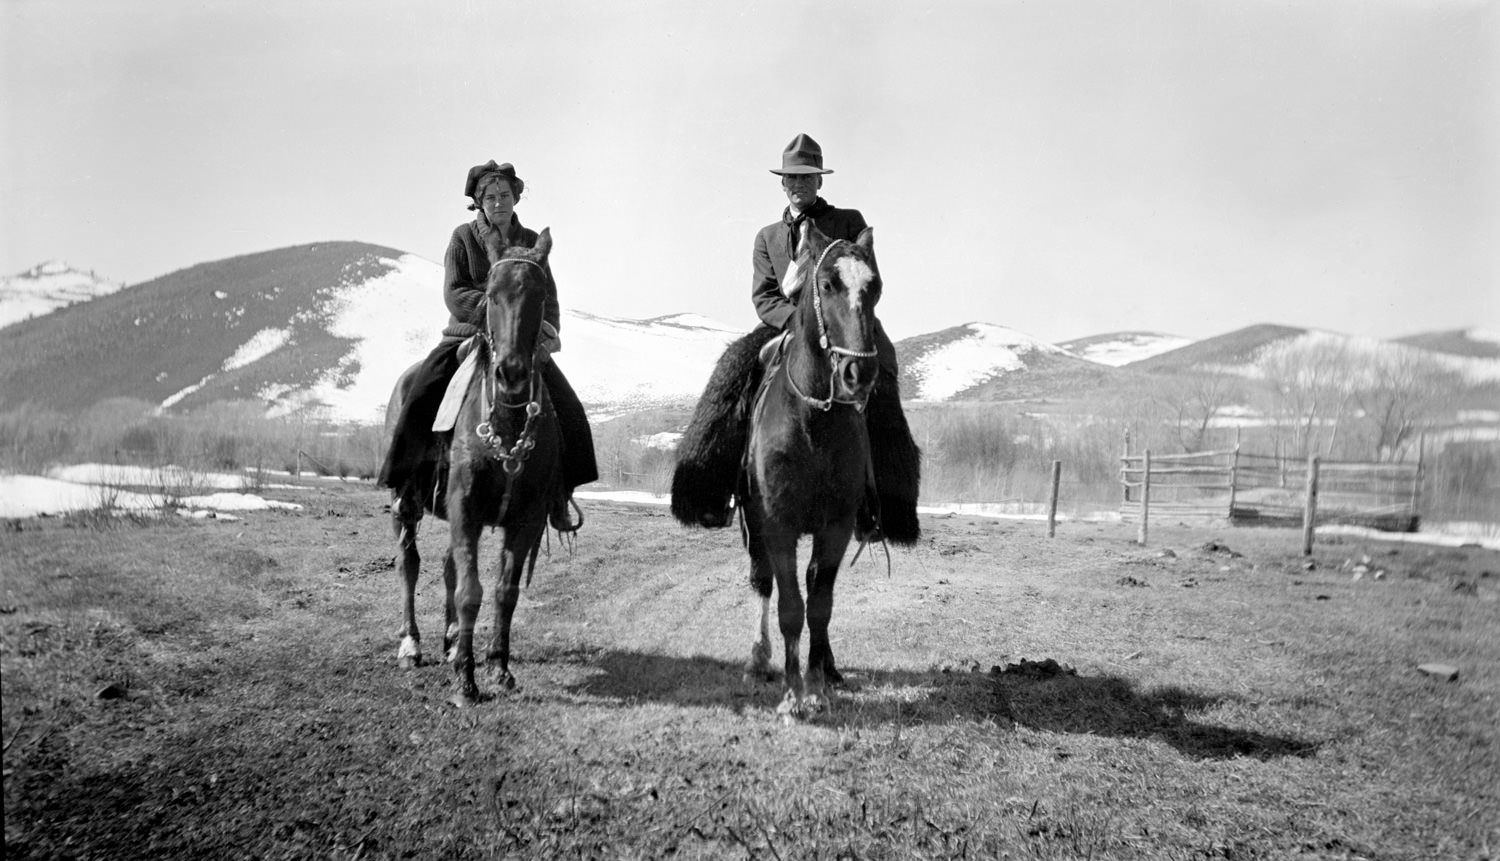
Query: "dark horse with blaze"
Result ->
[[701, 221, 885, 719], [383, 229, 563, 707]]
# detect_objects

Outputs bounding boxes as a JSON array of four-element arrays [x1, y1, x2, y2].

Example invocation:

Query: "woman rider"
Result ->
[[379, 160, 597, 531]]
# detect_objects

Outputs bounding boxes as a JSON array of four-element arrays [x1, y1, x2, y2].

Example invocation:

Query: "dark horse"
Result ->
[[741, 221, 883, 719], [384, 229, 563, 707]]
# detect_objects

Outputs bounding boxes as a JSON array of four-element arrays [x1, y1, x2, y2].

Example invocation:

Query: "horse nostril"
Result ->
[[840, 358, 872, 391], [499, 357, 528, 388]]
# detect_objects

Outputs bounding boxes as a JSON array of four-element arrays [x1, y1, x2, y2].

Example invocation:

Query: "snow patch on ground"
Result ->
[[1, 473, 301, 518], [1068, 333, 1192, 367], [910, 323, 1058, 400], [225, 327, 293, 371]]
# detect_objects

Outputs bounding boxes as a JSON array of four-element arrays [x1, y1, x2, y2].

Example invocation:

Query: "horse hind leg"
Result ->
[[393, 490, 423, 669], [766, 534, 808, 720], [743, 514, 776, 685], [441, 549, 458, 663]]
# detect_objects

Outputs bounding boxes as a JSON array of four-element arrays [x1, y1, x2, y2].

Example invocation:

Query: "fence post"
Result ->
[[1137, 449, 1151, 546], [1122, 428, 1131, 503], [1301, 454, 1320, 556], [1228, 434, 1241, 521], [1411, 434, 1425, 528], [1047, 460, 1062, 538]]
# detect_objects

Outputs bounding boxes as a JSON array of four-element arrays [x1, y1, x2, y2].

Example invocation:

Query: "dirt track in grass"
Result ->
[[3, 480, 1498, 859]]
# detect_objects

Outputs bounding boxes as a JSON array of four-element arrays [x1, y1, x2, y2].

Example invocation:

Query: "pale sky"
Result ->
[[3, 0, 1497, 343]]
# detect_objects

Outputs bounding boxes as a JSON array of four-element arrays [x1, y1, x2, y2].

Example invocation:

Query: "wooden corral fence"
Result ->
[[1119, 432, 1424, 539]]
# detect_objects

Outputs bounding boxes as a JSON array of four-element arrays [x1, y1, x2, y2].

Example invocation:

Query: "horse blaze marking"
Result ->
[[835, 258, 873, 312]]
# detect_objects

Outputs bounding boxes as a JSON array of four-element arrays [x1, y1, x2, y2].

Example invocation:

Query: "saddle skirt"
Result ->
[[432, 337, 482, 432]]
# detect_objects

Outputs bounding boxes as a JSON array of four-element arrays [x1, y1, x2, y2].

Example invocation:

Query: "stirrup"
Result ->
[[550, 496, 583, 533]]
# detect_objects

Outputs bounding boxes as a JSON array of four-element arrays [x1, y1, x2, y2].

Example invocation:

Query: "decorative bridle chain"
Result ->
[[794, 239, 877, 412], [476, 257, 548, 475]]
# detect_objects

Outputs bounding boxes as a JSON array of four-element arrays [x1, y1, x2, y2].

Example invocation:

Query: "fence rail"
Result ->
[[1119, 434, 1423, 534]]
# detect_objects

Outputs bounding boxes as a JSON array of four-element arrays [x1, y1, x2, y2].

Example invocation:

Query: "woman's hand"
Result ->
[[539, 320, 561, 355]]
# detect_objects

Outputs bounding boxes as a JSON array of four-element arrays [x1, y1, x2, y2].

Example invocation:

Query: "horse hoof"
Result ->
[[398, 655, 421, 670], [498, 672, 517, 691], [447, 692, 480, 709], [803, 694, 829, 716], [775, 690, 802, 719]]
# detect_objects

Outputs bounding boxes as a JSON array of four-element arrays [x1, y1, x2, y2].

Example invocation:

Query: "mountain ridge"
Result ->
[[3, 248, 1496, 421]]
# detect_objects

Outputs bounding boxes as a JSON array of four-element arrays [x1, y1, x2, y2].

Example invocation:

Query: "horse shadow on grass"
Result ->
[[556, 648, 1318, 762]]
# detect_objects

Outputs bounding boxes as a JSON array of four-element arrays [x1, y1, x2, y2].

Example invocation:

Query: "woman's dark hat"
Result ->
[[464, 160, 518, 198], [770, 134, 833, 175]]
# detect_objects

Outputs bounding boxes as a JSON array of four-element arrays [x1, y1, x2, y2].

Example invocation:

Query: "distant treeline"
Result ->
[[2, 392, 1493, 524]]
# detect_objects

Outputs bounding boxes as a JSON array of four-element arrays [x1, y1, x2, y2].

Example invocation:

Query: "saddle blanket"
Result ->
[[433, 342, 480, 432]]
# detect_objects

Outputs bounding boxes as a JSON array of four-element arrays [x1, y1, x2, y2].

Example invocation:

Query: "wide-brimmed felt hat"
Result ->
[[770, 133, 833, 176], [464, 160, 520, 199]]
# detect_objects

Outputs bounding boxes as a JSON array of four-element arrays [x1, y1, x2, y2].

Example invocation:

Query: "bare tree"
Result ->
[[1155, 368, 1244, 453], [1256, 337, 1354, 458], [1350, 349, 1459, 462]]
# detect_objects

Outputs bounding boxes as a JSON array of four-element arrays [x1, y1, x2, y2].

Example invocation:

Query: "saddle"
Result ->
[[758, 331, 790, 369]]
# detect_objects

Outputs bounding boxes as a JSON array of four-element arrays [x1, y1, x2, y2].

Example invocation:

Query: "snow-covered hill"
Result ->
[[897, 322, 1112, 401], [1058, 331, 1193, 367], [0, 246, 744, 423], [1135, 326, 1500, 386], [5, 248, 1494, 422], [0, 261, 124, 329]]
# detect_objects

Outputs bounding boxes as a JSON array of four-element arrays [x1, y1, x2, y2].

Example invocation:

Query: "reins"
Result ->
[[787, 239, 877, 412]]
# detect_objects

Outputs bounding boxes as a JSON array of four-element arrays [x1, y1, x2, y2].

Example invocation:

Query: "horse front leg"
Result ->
[[804, 525, 855, 713], [764, 530, 807, 720], [392, 491, 423, 668], [448, 512, 485, 708], [486, 521, 544, 691]]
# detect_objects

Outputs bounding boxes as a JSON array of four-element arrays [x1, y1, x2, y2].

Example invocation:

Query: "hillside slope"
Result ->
[[1395, 328, 1500, 360], [0, 243, 745, 422], [1058, 331, 1192, 367], [895, 323, 1118, 401], [0, 242, 417, 419]]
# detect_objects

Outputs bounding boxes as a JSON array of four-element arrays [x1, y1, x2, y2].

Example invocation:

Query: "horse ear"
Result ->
[[534, 227, 553, 258], [855, 226, 876, 270]]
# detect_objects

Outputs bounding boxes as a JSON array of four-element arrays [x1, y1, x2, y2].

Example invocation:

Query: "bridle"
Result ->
[[474, 258, 549, 480], [786, 239, 878, 412]]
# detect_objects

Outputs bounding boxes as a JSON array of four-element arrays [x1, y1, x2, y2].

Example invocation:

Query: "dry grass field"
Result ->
[[2, 479, 1497, 860]]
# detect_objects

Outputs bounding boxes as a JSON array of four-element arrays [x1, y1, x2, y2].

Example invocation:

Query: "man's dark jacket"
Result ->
[[751, 198, 868, 330]]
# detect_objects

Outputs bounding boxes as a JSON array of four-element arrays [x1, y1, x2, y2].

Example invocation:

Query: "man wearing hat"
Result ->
[[379, 160, 597, 532], [671, 134, 921, 545]]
